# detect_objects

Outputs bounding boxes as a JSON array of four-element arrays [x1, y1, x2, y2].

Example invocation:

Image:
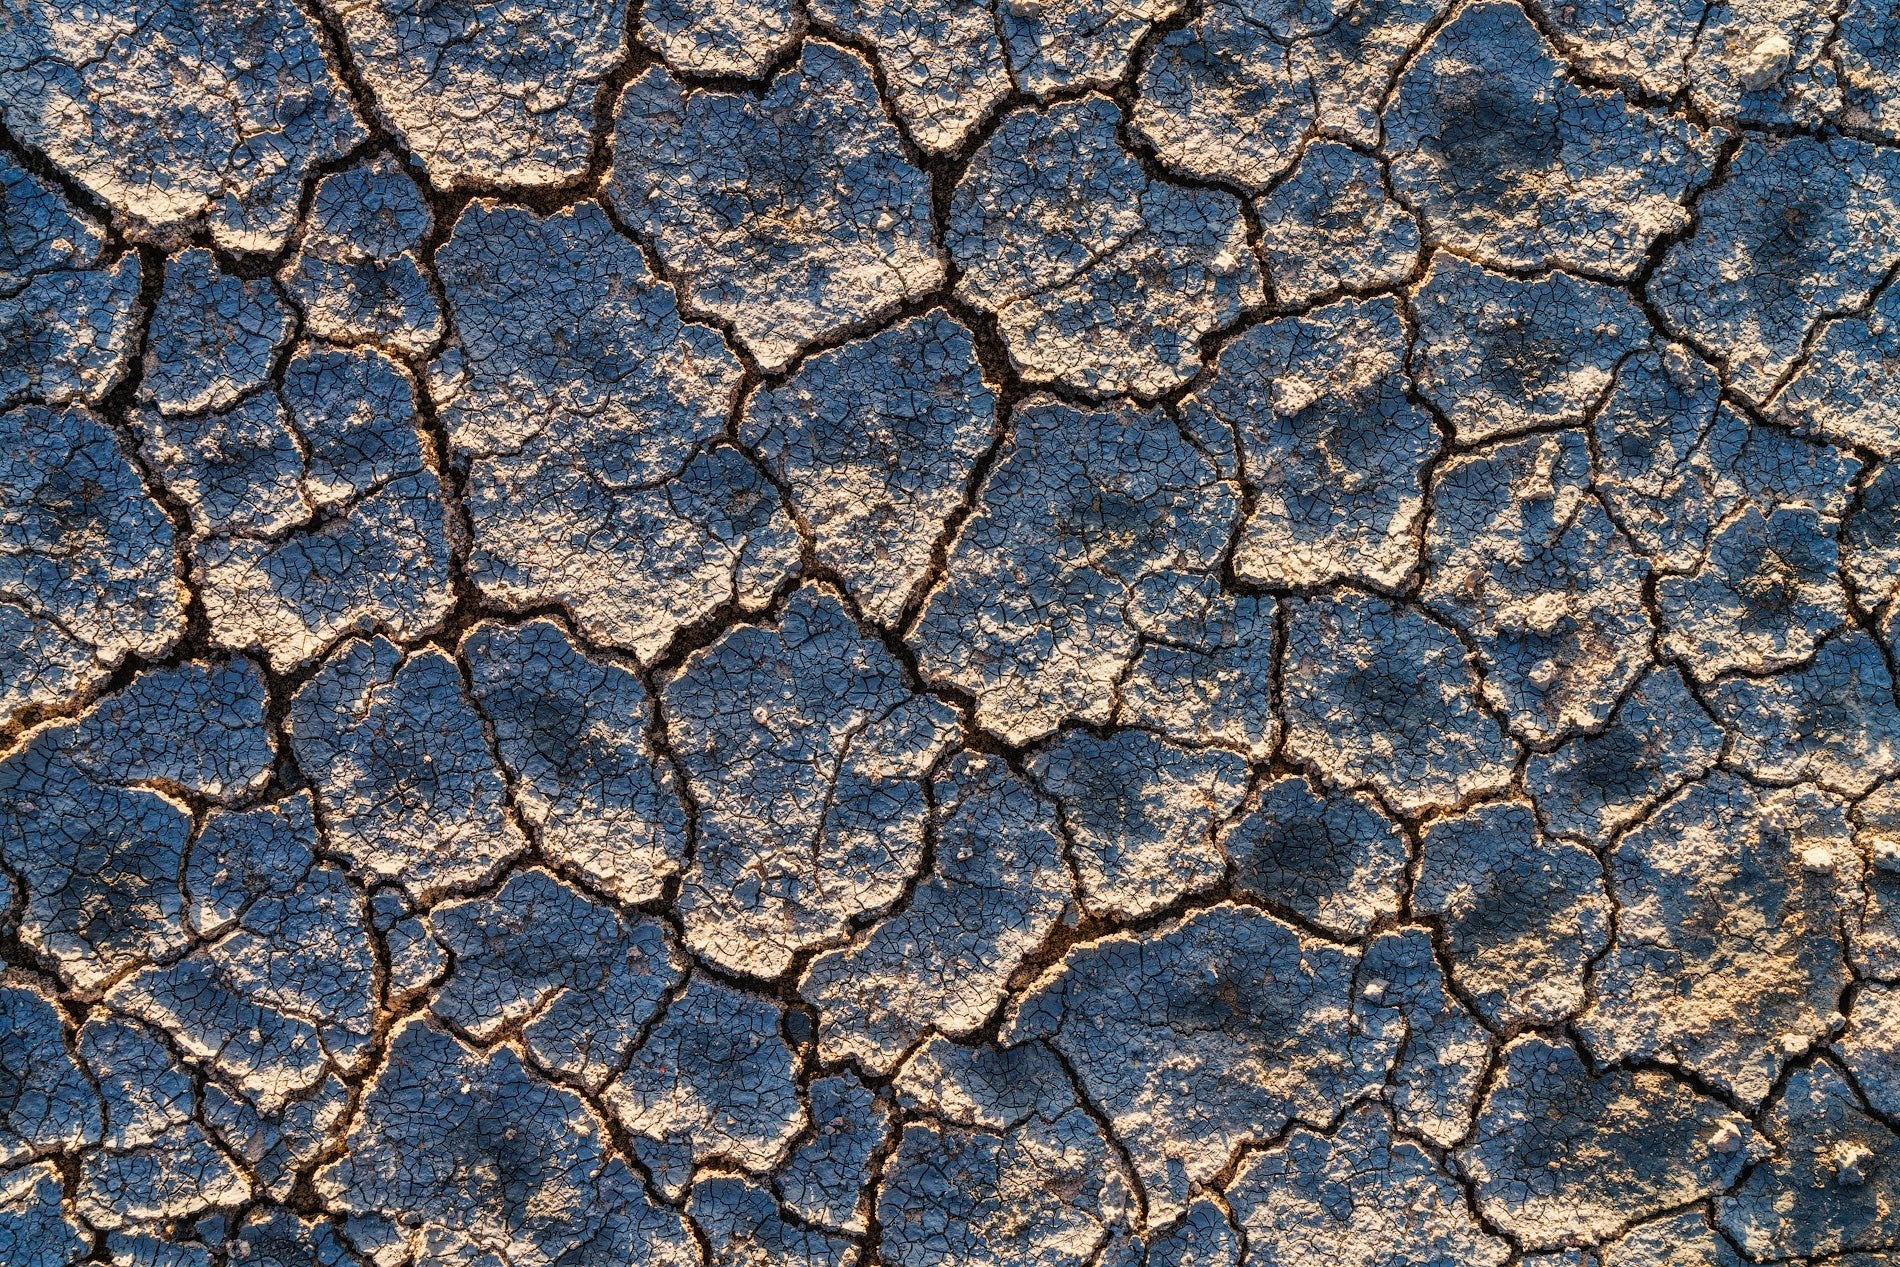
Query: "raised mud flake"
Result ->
[[1414, 253, 1650, 445], [1283, 593, 1517, 815], [0, 152, 140, 412], [1840, 0, 1900, 139], [462, 618, 688, 905], [0, 606, 85, 733], [1146, 1199, 1239, 1267], [575, 1162, 709, 1267], [196, 346, 454, 672], [1385, 1, 1715, 280], [203, 475, 453, 668], [133, 251, 303, 531], [1659, 504, 1847, 680], [1229, 1104, 1508, 1267], [1190, 296, 1437, 590], [103, 1229, 216, 1267], [1853, 782, 1900, 979], [143, 251, 292, 420], [1117, 593, 1279, 760], [1363, 927, 1490, 1149], [287, 636, 528, 902], [1526, 665, 1723, 847], [1030, 729, 1246, 921], [606, 974, 802, 1198], [1003, 0, 1183, 96], [204, 1070, 350, 1207], [778, 1072, 889, 1235], [225, 1208, 358, 1267], [807, 0, 1009, 153], [133, 385, 304, 545], [948, 96, 1261, 396], [265, 349, 427, 522], [1518, 0, 1672, 96], [1137, 5, 1310, 194], [331, 0, 627, 190], [640, 0, 801, 77], [434, 200, 797, 662], [1424, 429, 1653, 744], [688, 1175, 857, 1267], [432, 200, 733, 470], [879, 1036, 1134, 1267], [1841, 983, 1900, 1120], [282, 159, 443, 357], [107, 794, 379, 1114], [0, 977, 102, 1165], [1416, 801, 1609, 1028], [1226, 775, 1407, 940], [1599, 1213, 1745, 1267], [1459, 1035, 1752, 1250], [1773, 283, 1900, 459], [0, 1163, 88, 1267], [1718, 1061, 1900, 1258], [1650, 135, 1900, 403], [740, 311, 996, 626], [1521, 0, 1833, 129], [1005, 902, 1401, 1224], [909, 397, 1238, 746], [0, 404, 183, 724], [467, 436, 797, 663], [799, 751, 1072, 1073], [1132, 0, 1444, 191], [1848, 463, 1900, 620], [1593, 344, 1862, 573], [1582, 775, 1854, 1107], [892, 1032, 1078, 1132], [424, 868, 682, 1090], [608, 45, 941, 374], [76, 1015, 249, 1230], [316, 1018, 626, 1265], [382, 905, 446, 1005], [83, 657, 274, 800], [663, 584, 958, 978], [1709, 630, 1900, 796], [177, 797, 323, 945], [55, 656, 273, 803], [1689, 0, 1840, 127], [0, 0, 362, 252], [0, 660, 273, 994], [1254, 144, 1421, 307]]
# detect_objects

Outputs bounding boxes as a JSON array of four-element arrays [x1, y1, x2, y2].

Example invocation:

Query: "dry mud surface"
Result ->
[[2, 0, 1900, 1262]]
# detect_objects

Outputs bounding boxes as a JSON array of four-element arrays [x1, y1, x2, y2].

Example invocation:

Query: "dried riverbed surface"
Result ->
[[3, 0, 1900, 1262]]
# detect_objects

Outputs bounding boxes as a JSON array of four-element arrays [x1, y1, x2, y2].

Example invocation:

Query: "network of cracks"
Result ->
[[3, 0, 1900, 1262]]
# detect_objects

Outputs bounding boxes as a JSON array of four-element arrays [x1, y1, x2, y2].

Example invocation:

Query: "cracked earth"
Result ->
[[2, 0, 1899, 1262]]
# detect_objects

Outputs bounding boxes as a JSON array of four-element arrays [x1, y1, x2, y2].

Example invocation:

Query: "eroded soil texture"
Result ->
[[3, 0, 1900, 1262]]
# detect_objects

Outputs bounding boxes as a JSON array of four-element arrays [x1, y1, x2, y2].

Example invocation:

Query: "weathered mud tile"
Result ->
[[664, 583, 959, 978], [1283, 593, 1518, 815], [609, 45, 942, 373], [949, 97, 1261, 396], [909, 396, 1238, 745], [1459, 1036, 1752, 1249], [1030, 729, 1245, 922]]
